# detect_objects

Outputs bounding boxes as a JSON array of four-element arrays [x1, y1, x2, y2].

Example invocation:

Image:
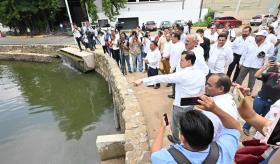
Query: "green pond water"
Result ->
[[0, 61, 118, 164]]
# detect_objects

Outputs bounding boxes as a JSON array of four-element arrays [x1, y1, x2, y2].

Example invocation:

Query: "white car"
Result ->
[[250, 15, 263, 26], [250, 14, 276, 26]]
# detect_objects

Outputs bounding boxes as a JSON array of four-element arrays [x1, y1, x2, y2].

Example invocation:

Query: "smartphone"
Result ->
[[180, 97, 200, 106], [263, 113, 280, 146], [268, 56, 277, 63], [163, 113, 169, 126]]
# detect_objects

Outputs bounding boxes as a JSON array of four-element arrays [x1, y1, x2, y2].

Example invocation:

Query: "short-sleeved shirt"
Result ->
[[151, 129, 240, 164], [258, 73, 280, 103]]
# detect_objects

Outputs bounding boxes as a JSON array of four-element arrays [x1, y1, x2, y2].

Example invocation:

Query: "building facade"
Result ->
[[95, 0, 207, 29]]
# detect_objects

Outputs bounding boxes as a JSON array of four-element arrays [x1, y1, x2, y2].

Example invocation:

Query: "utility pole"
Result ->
[[182, 0, 185, 10], [235, 0, 241, 16], [199, 0, 204, 21], [64, 0, 73, 31]]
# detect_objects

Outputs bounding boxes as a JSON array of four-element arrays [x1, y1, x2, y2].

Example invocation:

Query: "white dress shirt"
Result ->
[[168, 41, 185, 72], [266, 33, 278, 45], [162, 41, 172, 58], [145, 48, 161, 69], [231, 36, 255, 55], [142, 66, 205, 107], [73, 28, 82, 38], [208, 43, 233, 73], [191, 46, 209, 75], [202, 93, 238, 140], [239, 41, 275, 69], [205, 32, 218, 43], [142, 37, 151, 54]]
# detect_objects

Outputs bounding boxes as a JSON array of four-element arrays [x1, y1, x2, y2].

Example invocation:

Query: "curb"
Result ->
[[6, 35, 48, 38]]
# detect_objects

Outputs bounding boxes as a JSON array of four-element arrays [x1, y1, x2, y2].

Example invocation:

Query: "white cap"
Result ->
[[254, 30, 268, 37]]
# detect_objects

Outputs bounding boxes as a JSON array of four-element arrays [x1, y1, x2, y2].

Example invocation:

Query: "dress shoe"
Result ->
[[166, 83, 172, 87], [154, 85, 160, 89], [168, 95, 175, 99]]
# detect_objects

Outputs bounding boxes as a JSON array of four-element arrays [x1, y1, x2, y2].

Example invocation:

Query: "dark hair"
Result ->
[[182, 51, 196, 65], [218, 33, 228, 40], [268, 26, 275, 34], [207, 24, 212, 29], [120, 32, 127, 38], [243, 26, 252, 33], [175, 24, 184, 32], [151, 40, 158, 47], [172, 32, 181, 40], [180, 110, 214, 150], [131, 31, 137, 36], [196, 29, 204, 34], [212, 73, 232, 93], [158, 30, 163, 35]]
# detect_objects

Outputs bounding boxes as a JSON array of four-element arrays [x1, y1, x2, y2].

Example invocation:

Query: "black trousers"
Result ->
[[112, 49, 120, 67], [226, 53, 241, 82], [75, 37, 83, 51], [148, 67, 160, 87]]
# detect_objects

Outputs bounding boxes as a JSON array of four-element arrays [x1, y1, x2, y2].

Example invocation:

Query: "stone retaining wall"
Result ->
[[93, 53, 151, 164], [0, 45, 66, 55]]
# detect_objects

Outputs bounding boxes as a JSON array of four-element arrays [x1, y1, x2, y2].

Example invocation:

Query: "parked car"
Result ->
[[250, 14, 276, 26], [159, 21, 172, 30], [173, 20, 186, 27], [250, 15, 263, 26], [212, 16, 242, 28], [145, 21, 157, 31]]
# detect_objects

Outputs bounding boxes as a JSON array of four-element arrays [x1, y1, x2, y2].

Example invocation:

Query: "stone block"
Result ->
[[96, 134, 125, 161]]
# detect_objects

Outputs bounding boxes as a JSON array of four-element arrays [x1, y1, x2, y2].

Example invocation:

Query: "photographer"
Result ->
[[130, 31, 142, 72], [236, 30, 274, 92], [243, 61, 280, 135], [72, 24, 83, 51], [151, 95, 240, 164]]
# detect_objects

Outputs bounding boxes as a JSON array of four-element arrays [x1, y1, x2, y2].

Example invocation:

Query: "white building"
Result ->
[[95, 0, 207, 29]]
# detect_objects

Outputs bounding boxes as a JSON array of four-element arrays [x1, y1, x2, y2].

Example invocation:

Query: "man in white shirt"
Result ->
[[133, 51, 205, 143], [208, 33, 233, 74], [236, 30, 274, 91], [144, 41, 162, 89], [185, 34, 209, 75], [205, 25, 219, 44], [227, 26, 255, 82], [162, 33, 172, 75], [202, 73, 239, 140], [167, 32, 185, 99]]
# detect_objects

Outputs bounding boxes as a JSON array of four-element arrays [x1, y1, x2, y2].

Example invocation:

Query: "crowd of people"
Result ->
[[73, 18, 280, 163], [130, 19, 280, 163]]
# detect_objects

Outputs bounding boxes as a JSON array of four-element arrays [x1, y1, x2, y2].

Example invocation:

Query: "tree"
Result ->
[[81, 0, 98, 21], [102, 0, 127, 21], [0, 0, 60, 34]]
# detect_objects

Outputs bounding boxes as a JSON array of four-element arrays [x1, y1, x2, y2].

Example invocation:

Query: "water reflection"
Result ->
[[0, 61, 116, 164]]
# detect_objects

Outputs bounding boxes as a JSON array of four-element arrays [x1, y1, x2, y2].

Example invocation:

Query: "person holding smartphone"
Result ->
[[234, 85, 280, 164], [243, 61, 280, 135], [151, 95, 241, 164], [133, 51, 205, 144]]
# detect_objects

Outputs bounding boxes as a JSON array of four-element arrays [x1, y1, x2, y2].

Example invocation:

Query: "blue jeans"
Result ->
[[141, 52, 148, 71], [148, 67, 159, 87], [121, 54, 131, 74], [243, 96, 273, 130], [132, 54, 142, 72]]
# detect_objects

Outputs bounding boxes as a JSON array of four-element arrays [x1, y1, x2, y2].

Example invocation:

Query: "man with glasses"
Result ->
[[208, 33, 233, 75]]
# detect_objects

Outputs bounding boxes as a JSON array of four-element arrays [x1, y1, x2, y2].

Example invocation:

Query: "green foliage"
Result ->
[[81, 0, 98, 21], [102, 0, 127, 21], [193, 8, 215, 27], [0, 0, 60, 34]]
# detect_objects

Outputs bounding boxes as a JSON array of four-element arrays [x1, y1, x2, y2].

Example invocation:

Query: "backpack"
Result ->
[[167, 142, 219, 164]]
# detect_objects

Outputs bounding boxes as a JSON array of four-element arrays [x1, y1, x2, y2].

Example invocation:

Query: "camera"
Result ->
[[257, 51, 265, 58]]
